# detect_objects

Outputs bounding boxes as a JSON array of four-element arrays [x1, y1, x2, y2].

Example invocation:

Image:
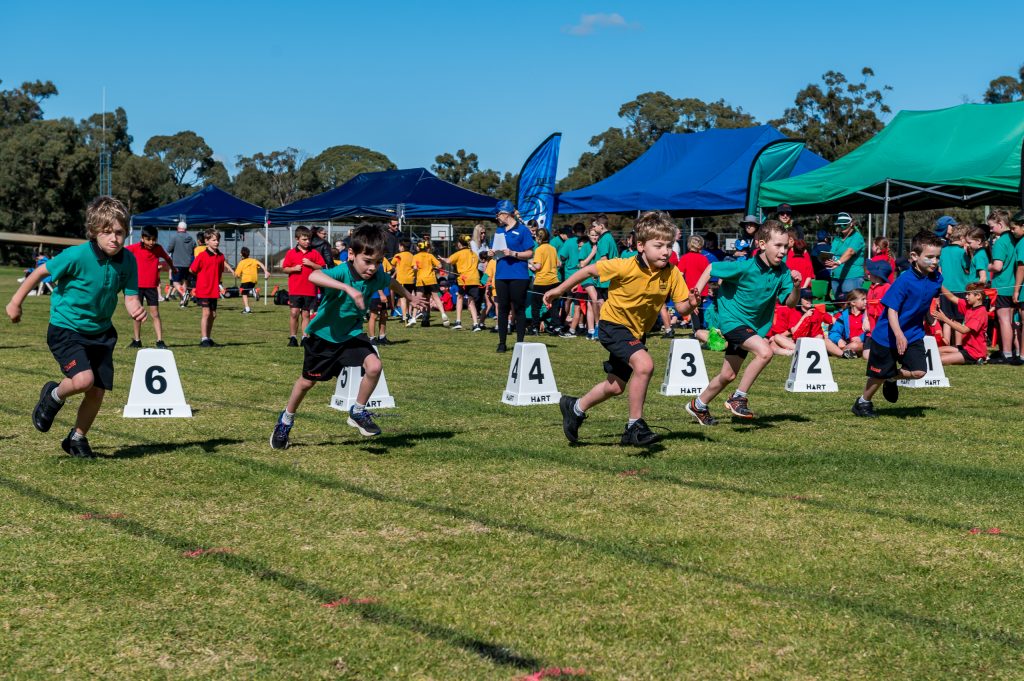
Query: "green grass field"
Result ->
[[2, 265, 1023, 679]]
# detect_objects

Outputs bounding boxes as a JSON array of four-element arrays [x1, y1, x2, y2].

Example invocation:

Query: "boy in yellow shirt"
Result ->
[[391, 239, 416, 322], [233, 246, 268, 314], [441, 234, 483, 330], [410, 240, 449, 328], [528, 228, 560, 334], [543, 212, 698, 446]]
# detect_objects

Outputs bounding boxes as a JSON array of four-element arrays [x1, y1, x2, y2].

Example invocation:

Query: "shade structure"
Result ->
[[268, 168, 497, 223], [131, 185, 266, 227], [757, 101, 1024, 213], [555, 125, 828, 216]]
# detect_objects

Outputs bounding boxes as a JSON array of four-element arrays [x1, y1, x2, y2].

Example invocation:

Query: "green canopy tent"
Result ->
[[758, 101, 1024, 248]]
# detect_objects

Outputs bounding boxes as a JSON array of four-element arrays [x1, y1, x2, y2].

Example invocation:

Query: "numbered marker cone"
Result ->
[[660, 338, 709, 396], [898, 336, 950, 388], [785, 337, 839, 392], [329, 365, 396, 412], [502, 342, 560, 406], [123, 349, 192, 417]]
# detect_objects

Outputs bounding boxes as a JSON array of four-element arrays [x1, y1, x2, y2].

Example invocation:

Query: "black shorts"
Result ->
[[595, 287, 609, 301], [865, 337, 927, 380], [195, 297, 219, 311], [598, 322, 647, 382], [46, 324, 117, 391], [371, 296, 390, 313], [995, 295, 1018, 310], [722, 325, 758, 358], [938, 295, 964, 322], [240, 282, 256, 293], [416, 284, 438, 296], [459, 284, 481, 297], [302, 333, 376, 382], [957, 346, 986, 365], [171, 266, 190, 283], [139, 288, 159, 306], [289, 294, 316, 311]]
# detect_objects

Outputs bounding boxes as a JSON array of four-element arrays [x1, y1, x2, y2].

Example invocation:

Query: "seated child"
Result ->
[[826, 288, 869, 358], [932, 282, 989, 365]]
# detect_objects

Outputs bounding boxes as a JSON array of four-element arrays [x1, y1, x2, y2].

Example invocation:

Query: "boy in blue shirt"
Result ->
[[853, 232, 944, 418], [271, 225, 415, 448], [6, 197, 147, 457]]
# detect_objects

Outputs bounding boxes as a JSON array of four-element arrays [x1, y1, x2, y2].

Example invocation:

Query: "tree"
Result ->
[[770, 68, 892, 160], [234, 148, 305, 207], [432, 149, 481, 185], [112, 154, 170, 215], [984, 65, 1024, 103], [202, 160, 231, 189], [78, 107, 133, 158], [298, 144, 395, 194], [143, 130, 217, 198], [0, 79, 58, 128]]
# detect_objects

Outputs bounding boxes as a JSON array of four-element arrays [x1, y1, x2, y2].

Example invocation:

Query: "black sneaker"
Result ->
[[662, 328, 675, 339], [155, 340, 168, 350], [558, 395, 586, 443], [128, 339, 143, 349], [685, 399, 718, 426], [61, 429, 95, 458], [851, 398, 878, 418], [724, 394, 755, 419], [882, 379, 899, 403], [1010, 356, 1024, 366], [370, 338, 379, 346], [33, 381, 64, 433], [496, 344, 507, 353], [270, 411, 292, 449], [347, 406, 381, 437], [621, 419, 661, 446], [377, 337, 393, 346], [288, 336, 299, 347], [199, 338, 214, 348]]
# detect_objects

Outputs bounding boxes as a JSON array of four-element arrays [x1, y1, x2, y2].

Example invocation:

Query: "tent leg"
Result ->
[[867, 214, 872, 262], [689, 217, 694, 237], [882, 180, 890, 240], [897, 212, 906, 258]]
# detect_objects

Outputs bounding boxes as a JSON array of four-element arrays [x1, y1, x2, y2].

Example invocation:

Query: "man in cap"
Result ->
[[825, 212, 866, 302], [167, 220, 196, 306], [934, 215, 958, 243], [776, 204, 794, 230]]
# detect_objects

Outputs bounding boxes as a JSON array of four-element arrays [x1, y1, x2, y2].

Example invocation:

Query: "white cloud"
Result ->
[[564, 12, 639, 36]]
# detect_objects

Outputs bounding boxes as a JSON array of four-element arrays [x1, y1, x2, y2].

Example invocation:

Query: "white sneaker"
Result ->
[[442, 315, 451, 328], [452, 322, 463, 330]]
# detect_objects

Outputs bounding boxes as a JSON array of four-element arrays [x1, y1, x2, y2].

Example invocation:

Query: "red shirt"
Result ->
[[190, 248, 227, 299], [127, 243, 173, 289], [768, 304, 801, 338], [959, 299, 988, 361], [786, 250, 815, 289], [283, 247, 326, 297], [866, 282, 890, 331], [677, 251, 710, 295], [846, 310, 866, 338], [793, 306, 833, 339]]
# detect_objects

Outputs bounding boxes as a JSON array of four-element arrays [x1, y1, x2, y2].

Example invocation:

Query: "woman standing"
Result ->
[[489, 200, 535, 353]]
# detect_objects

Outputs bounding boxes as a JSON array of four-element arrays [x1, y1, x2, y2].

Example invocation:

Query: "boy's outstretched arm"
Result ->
[[309, 270, 365, 310], [932, 307, 969, 335], [542, 265, 599, 307], [124, 294, 148, 322], [692, 264, 714, 296], [389, 279, 415, 307], [6, 264, 50, 323]]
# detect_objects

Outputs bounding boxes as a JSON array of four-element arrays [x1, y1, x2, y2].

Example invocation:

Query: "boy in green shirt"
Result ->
[[271, 225, 415, 448], [6, 197, 147, 458], [686, 220, 801, 425]]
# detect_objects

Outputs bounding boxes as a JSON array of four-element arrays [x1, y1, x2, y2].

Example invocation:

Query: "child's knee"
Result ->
[[631, 353, 654, 377], [363, 355, 382, 377], [70, 372, 95, 392], [908, 369, 926, 379], [753, 345, 774, 363]]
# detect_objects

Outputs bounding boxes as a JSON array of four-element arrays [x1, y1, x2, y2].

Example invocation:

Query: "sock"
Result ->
[[573, 399, 586, 417], [1004, 351, 1013, 358], [732, 389, 748, 399], [857, 396, 871, 405], [354, 402, 366, 413], [201, 336, 210, 342], [378, 334, 386, 340], [281, 410, 295, 425], [627, 418, 639, 428], [694, 396, 708, 410], [70, 430, 84, 441], [51, 387, 64, 404]]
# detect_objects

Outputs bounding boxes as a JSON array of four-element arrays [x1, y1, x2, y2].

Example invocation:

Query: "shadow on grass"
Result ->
[[729, 412, 811, 430], [203, 454, 1024, 651], [0, 475, 544, 673], [104, 437, 242, 459], [0, 345, 34, 350], [878, 405, 934, 419]]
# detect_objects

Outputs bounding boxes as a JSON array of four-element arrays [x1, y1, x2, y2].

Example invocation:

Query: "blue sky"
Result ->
[[5, 0, 1022, 179]]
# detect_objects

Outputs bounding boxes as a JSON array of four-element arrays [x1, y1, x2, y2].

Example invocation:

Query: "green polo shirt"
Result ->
[[991, 233, 1019, 295], [593, 231, 620, 289], [47, 241, 138, 334], [829, 229, 866, 281], [558, 238, 583, 278], [939, 245, 970, 296], [970, 248, 989, 283], [710, 255, 794, 336], [305, 262, 390, 343]]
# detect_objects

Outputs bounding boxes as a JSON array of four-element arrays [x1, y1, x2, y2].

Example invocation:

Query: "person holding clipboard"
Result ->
[[489, 200, 535, 353]]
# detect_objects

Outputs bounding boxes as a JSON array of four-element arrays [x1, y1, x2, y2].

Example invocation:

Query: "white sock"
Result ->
[[51, 387, 64, 404], [733, 389, 748, 399], [573, 400, 585, 417], [70, 430, 84, 441], [354, 402, 366, 413], [694, 396, 708, 410], [627, 418, 639, 427], [281, 410, 295, 425]]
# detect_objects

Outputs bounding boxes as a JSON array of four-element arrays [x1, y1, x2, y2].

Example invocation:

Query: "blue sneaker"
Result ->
[[347, 406, 381, 437], [270, 411, 292, 449]]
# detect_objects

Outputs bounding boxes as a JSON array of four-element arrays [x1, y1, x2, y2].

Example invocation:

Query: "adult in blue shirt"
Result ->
[[489, 200, 535, 353]]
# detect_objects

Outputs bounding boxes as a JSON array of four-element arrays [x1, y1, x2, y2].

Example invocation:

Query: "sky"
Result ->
[[4, 0, 1023, 180]]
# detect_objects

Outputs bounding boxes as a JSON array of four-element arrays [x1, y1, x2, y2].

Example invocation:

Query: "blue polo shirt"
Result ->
[[872, 267, 943, 348], [493, 223, 535, 280]]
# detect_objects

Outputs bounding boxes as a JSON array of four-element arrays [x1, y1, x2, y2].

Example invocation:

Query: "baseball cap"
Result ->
[[734, 239, 751, 251], [777, 203, 793, 214], [866, 259, 892, 281], [934, 215, 957, 237], [495, 199, 515, 215], [834, 212, 854, 228], [816, 229, 830, 241], [739, 215, 761, 226]]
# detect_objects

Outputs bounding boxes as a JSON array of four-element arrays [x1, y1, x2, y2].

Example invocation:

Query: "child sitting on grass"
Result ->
[[933, 282, 991, 365], [826, 288, 869, 359]]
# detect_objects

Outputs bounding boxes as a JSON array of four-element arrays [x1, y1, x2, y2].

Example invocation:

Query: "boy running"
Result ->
[[234, 246, 268, 314], [190, 228, 234, 347], [6, 196, 146, 458], [126, 225, 174, 348], [271, 225, 415, 447], [686, 220, 801, 425], [544, 211, 698, 447], [442, 234, 483, 331]]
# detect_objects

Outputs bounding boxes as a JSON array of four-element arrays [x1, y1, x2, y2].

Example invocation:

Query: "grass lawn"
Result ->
[[1, 264, 1023, 679]]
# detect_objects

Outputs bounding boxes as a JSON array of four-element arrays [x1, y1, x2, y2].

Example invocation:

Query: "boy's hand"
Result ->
[[349, 290, 365, 310], [542, 288, 560, 308], [301, 258, 319, 268], [790, 269, 802, 286], [128, 304, 148, 323], [895, 331, 907, 355], [6, 301, 22, 323]]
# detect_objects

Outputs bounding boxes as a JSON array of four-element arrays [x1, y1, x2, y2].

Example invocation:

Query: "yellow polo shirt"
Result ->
[[391, 251, 415, 285], [531, 243, 559, 286], [484, 259, 497, 293], [412, 252, 440, 286], [596, 255, 690, 338], [448, 248, 481, 286], [234, 257, 260, 284]]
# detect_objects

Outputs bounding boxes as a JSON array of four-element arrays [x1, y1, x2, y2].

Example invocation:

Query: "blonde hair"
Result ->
[[472, 224, 487, 245], [634, 211, 677, 243], [85, 196, 129, 238], [687, 235, 704, 252], [987, 209, 1011, 229], [846, 288, 867, 302], [756, 219, 788, 243]]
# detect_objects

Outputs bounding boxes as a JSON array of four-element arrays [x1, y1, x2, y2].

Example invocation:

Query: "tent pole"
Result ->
[[897, 212, 906, 258], [264, 214, 269, 307], [882, 180, 890, 240], [867, 214, 872, 262], [689, 217, 694, 237]]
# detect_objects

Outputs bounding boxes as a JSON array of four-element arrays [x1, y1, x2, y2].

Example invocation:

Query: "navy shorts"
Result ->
[[302, 333, 376, 382], [195, 297, 218, 311], [47, 324, 117, 391], [866, 337, 927, 380], [289, 295, 317, 311], [598, 322, 647, 382], [139, 288, 160, 306], [722, 325, 758, 358]]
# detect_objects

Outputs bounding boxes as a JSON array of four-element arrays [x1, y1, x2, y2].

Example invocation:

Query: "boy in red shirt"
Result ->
[[282, 226, 325, 346], [189, 228, 234, 347], [126, 225, 174, 349], [768, 290, 832, 355], [767, 303, 802, 356], [934, 282, 989, 365], [864, 259, 892, 332]]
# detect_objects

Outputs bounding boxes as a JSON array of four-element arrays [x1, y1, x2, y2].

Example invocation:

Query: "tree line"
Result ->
[[0, 65, 1021, 238]]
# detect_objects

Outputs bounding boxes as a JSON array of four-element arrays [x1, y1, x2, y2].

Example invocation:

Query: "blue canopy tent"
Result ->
[[555, 125, 828, 217], [268, 167, 497, 224]]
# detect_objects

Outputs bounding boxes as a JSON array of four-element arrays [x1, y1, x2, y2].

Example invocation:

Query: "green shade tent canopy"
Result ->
[[758, 101, 1024, 215]]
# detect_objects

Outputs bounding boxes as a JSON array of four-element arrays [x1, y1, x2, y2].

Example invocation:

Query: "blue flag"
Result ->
[[516, 132, 561, 233]]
